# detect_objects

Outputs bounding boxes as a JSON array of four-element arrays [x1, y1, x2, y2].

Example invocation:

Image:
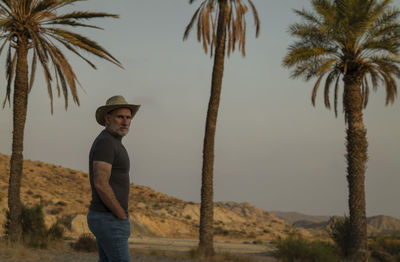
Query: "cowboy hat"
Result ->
[[95, 95, 140, 126]]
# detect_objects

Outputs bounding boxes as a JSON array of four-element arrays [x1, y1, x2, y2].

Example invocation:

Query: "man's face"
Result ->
[[105, 108, 132, 137]]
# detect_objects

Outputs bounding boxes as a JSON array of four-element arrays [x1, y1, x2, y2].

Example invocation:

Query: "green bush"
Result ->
[[21, 204, 47, 236], [327, 216, 351, 258], [271, 233, 341, 262], [3, 203, 64, 248], [72, 233, 97, 252]]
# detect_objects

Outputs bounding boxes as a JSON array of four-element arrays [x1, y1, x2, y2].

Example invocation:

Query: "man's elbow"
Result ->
[[94, 181, 107, 193]]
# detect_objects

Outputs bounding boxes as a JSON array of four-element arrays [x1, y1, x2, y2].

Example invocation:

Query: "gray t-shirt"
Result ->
[[89, 130, 130, 214]]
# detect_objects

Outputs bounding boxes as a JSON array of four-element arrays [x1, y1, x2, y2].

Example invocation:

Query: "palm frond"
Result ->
[[55, 64, 69, 109], [311, 73, 325, 106], [51, 36, 96, 69], [293, 8, 321, 25], [33, 37, 54, 112], [3, 43, 14, 108], [334, 75, 340, 117], [51, 11, 119, 21], [33, 0, 83, 13], [247, 0, 260, 37], [183, 3, 203, 41], [362, 76, 370, 108], [32, 0, 57, 13], [46, 28, 122, 67], [324, 70, 338, 109], [0, 17, 11, 27], [28, 49, 37, 92], [43, 20, 103, 29]]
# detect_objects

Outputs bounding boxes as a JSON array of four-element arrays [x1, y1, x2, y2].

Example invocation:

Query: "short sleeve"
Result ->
[[92, 137, 115, 165]]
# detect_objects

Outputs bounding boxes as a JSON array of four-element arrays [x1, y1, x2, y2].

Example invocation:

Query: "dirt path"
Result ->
[[131, 237, 273, 254], [0, 238, 277, 262]]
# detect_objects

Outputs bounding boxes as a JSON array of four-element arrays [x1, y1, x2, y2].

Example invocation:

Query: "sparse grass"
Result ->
[[188, 248, 266, 261], [132, 248, 268, 262], [0, 238, 42, 261]]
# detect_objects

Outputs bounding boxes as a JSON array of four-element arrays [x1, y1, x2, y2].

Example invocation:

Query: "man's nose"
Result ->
[[122, 117, 130, 124]]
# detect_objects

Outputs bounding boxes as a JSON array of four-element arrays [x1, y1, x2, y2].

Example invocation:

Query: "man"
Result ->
[[87, 95, 140, 262]]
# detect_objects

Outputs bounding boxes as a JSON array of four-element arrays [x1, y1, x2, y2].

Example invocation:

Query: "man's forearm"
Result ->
[[95, 183, 127, 219]]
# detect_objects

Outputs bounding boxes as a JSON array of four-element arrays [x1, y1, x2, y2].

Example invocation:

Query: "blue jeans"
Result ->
[[87, 210, 131, 262]]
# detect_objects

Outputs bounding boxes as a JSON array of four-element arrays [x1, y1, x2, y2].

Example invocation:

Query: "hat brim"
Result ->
[[96, 104, 140, 126]]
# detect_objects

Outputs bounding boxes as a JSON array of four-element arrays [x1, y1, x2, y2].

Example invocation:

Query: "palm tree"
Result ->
[[283, 0, 400, 260], [183, 0, 259, 256], [0, 0, 121, 241]]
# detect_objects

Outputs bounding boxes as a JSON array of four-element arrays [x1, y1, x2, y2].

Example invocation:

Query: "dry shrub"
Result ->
[[369, 234, 400, 262], [271, 232, 341, 262], [327, 216, 351, 258], [72, 233, 97, 252]]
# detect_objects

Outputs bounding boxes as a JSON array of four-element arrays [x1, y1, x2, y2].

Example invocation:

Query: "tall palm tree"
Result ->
[[0, 0, 121, 241], [283, 0, 400, 260], [183, 0, 259, 256]]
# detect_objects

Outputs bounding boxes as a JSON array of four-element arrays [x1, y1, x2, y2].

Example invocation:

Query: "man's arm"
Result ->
[[93, 161, 127, 219]]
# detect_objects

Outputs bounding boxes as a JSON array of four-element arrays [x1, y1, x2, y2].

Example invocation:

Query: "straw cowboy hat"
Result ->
[[96, 95, 140, 126]]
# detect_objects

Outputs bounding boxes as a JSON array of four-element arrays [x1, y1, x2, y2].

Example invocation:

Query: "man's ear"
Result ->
[[105, 113, 111, 125]]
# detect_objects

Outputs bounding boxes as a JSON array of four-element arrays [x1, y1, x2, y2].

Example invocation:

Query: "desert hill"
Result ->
[[273, 211, 400, 235], [0, 153, 301, 240], [271, 211, 329, 224], [367, 215, 400, 234]]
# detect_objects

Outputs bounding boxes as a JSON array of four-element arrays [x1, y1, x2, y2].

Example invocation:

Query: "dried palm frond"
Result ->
[[184, 0, 260, 57]]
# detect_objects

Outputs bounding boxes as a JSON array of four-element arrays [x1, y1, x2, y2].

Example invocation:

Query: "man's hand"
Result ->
[[93, 161, 127, 219]]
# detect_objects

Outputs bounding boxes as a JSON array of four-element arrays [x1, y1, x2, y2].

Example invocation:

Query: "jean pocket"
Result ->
[[109, 217, 130, 237]]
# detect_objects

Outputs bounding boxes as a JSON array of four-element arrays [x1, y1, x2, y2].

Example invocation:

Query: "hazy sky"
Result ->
[[0, 0, 399, 218]]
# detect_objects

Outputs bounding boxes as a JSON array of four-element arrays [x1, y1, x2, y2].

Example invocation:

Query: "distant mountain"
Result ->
[[271, 211, 329, 224], [272, 211, 400, 235], [292, 220, 329, 229], [367, 215, 400, 234]]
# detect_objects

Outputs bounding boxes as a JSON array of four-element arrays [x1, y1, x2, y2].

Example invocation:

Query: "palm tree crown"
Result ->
[[184, 0, 260, 57], [283, 0, 400, 117], [0, 0, 121, 112]]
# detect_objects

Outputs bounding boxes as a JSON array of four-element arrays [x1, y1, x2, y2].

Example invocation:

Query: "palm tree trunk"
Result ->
[[343, 74, 368, 262], [8, 35, 29, 242], [198, 0, 229, 257]]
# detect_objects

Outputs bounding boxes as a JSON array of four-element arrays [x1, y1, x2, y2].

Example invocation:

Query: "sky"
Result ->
[[0, 0, 399, 219]]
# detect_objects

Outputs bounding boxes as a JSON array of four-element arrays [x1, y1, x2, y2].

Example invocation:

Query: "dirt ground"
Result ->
[[0, 237, 277, 262]]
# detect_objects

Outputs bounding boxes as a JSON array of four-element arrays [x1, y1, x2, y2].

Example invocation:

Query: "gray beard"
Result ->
[[107, 125, 129, 137]]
